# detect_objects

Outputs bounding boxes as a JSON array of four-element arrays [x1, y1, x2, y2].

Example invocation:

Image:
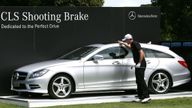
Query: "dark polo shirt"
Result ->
[[131, 41, 145, 64]]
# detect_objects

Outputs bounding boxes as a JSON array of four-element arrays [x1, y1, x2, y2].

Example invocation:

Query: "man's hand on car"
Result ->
[[135, 63, 141, 68]]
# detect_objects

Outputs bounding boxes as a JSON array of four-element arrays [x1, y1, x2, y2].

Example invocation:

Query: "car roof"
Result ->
[[88, 43, 179, 57], [88, 43, 170, 51], [84, 43, 181, 60], [140, 43, 170, 51], [87, 44, 104, 47]]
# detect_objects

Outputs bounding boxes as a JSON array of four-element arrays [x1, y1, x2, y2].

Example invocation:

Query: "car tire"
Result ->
[[48, 74, 74, 99], [149, 71, 171, 94]]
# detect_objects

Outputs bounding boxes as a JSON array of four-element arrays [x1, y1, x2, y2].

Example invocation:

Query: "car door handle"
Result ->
[[131, 66, 134, 69], [129, 65, 135, 69], [146, 60, 151, 64], [112, 61, 121, 65]]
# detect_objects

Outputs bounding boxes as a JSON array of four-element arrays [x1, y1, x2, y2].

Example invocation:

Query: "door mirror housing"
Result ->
[[93, 55, 104, 63]]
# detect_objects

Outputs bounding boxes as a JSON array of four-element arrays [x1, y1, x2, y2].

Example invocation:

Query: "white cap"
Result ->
[[122, 34, 133, 41]]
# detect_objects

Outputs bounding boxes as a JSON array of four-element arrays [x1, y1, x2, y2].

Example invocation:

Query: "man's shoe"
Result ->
[[132, 98, 141, 102], [141, 97, 151, 103]]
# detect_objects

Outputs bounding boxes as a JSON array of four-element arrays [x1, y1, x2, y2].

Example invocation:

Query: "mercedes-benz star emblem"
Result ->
[[128, 11, 136, 20], [13, 73, 19, 80]]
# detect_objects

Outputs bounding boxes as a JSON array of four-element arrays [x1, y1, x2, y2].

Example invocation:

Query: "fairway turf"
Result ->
[[1, 97, 192, 108], [49, 97, 192, 108]]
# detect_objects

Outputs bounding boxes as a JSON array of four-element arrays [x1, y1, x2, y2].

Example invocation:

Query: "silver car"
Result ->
[[11, 43, 191, 98]]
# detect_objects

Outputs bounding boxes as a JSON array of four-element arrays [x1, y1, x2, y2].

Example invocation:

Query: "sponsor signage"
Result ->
[[0, 7, 160, 94]]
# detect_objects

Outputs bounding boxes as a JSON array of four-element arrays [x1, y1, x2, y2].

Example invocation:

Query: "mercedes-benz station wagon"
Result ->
[[11, 43, 191, 98]]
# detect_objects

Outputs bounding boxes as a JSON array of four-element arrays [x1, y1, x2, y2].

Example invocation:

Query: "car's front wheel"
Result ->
[[149, 71, 172, 94], [48, 74, 74, 99]]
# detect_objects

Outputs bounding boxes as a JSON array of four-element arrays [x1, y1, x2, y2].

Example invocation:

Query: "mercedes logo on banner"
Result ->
[[128, 11, 136, 20]]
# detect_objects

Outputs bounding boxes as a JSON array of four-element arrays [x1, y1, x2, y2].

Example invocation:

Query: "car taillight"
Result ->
[[178, 60, 188, 68]]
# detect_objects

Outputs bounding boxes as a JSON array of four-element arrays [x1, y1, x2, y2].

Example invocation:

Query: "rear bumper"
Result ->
[[172, 69, 191, 87], [173, 78, 191, 87]]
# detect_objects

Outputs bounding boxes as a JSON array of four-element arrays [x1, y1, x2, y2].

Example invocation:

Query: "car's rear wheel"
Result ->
[[149, 71, 171, 94], [48, 74, 74, 99]]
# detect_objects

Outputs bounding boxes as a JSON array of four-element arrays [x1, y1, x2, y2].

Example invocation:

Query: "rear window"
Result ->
[[143, 48, 174, 58], [143, 49, 156, 58], [155, 51, 174, 58]]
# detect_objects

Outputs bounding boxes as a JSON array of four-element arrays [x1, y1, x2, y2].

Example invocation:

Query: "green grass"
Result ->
[[1, 97, 192, 108], [0, 102, 24, 108], [49, 97, 192, 108]]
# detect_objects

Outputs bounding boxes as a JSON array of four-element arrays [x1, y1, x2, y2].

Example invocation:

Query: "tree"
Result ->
[[0, 0, 104, 6], [152, 0, 192, 41], [55, 0, 103, 6]]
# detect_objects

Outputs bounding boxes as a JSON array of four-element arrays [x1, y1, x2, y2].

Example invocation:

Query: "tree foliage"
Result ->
[[0, 0, 104, 6], [55, 0, 104, 6], [152, 0, 192, 41]]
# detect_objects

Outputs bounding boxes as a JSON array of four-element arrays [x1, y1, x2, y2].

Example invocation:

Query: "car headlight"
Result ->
[[29, 69, 49, 79]]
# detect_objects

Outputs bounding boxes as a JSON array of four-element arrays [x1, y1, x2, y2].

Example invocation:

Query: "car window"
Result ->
[[58, 46, 97, 60], [118, 47, 129, 58], [125, 48, 133, 58], [143, 48, 174, 58], [93, 46, 129, 60], [154, 50, 174, 58], [143, 49, 156, 58]]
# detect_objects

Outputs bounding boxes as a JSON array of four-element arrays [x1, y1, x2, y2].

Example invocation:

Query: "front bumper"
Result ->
[[11, 72, 50, 94]]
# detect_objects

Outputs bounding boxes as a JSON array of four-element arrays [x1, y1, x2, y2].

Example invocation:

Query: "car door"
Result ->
[[143, 48, 160, 80], [83, 46, 127, 89], [121, 48, 136, 88], [121, 48, 160, 88]]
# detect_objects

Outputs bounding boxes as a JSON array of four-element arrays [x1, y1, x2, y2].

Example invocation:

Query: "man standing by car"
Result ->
[[118, 34, 151, 103]]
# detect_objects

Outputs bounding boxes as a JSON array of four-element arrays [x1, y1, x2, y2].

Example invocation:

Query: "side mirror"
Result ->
[[93, 55, 104, 63]]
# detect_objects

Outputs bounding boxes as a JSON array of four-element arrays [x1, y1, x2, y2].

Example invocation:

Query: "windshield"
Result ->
[[58, 46, 97, 60]]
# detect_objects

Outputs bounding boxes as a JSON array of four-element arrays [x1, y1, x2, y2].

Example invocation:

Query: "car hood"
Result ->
[[16, 59, 81, 73]]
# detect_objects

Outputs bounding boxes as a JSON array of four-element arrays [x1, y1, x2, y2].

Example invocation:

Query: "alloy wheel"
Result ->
[[151, 72, 170, 93], [51, 76, 72, 98]]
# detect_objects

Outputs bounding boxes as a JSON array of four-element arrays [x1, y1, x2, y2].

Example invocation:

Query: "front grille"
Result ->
[[12, 71, 28, 81]]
